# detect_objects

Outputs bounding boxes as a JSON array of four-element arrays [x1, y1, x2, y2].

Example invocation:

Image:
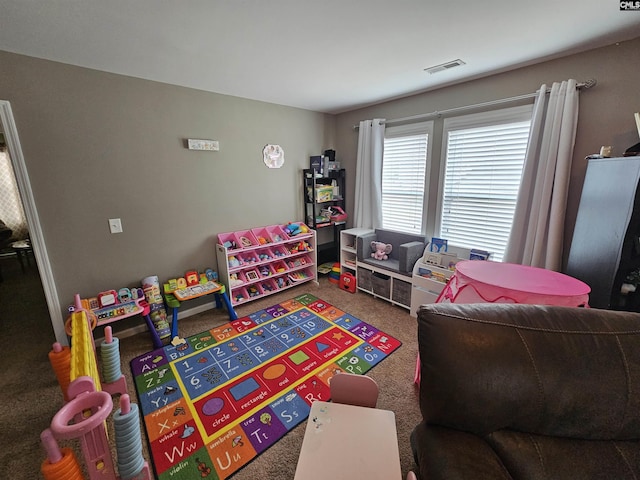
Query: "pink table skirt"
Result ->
[[414, 261, 590, 384]]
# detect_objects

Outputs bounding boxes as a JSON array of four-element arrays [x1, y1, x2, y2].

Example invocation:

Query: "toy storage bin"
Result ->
[[246, 283, 263, 299], [227, 254, 245, 270], [286, 255, 311, 270], [255, 248, 274, 263], [258, 263, 276, 277], [274, 275, 291, 290], [218, 231, 243, 251], [234, 230, 259, 248], [259, 278, 277, 294], [371, 272, 391, 298], [228, 271, 247, 288], [271, 260, 288, 274], [357, 267, 372, 291], [266, 224, 287, 243], [288, 268, 312, 283], [271, 245, 288, 258], [392, 278, 412, 307], [231, 287, 249, 304], [251, 227, 274, 245], [238, 251, 259, 265], [243, 268, 261, 284], [282, 222, 311, 240]]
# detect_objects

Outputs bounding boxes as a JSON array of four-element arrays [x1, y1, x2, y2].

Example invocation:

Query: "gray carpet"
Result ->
[[0, 260, 422, 479]]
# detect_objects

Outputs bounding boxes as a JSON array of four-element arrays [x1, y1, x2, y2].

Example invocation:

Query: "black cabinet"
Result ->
[[566, 157, 640, 309], [303, 168, 346, 264]]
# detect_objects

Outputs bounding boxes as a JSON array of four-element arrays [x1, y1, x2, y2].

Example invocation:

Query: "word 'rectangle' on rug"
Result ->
[[131, 293, 402, 479]]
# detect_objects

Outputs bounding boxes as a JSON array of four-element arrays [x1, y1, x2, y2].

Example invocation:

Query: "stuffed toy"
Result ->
[[371, 241, 392, 260]]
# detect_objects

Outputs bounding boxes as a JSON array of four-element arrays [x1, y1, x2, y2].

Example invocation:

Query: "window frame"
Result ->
[[381, 120, 434, 235], [434, 104, 534, 260]]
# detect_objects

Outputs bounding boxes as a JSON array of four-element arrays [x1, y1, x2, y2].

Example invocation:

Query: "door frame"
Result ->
[[0, 100, 66, 345]]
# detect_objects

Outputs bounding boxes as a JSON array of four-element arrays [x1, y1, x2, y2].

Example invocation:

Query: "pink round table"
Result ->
[[414, 261, 590, 384], [436, 260, 590, 307]]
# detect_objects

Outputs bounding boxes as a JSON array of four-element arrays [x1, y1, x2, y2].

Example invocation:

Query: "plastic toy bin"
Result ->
[[234, 230, 259, 248], [231, 287, 249, 304], [266, 225, 287, 243], [218, 231, 243, 250], [259, 279, 277, 294], [271, 260, 288, 274], [258, 263, 276, 277], [229, 271, 247, 288], [286, 255, 311, 270], [251, 227, 274, 245], [282, 222, 311, 239], [271, 246, 288, 258], [256, 248, 274, 262], [243, 269, 261, 284], [238, 251, 259, 265]]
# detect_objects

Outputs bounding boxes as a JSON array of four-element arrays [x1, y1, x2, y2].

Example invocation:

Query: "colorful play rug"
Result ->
[[131, 293, 401, 479]]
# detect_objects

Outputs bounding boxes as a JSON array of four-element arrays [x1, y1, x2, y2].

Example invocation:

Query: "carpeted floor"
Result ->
[[0, 259, 422, 480]]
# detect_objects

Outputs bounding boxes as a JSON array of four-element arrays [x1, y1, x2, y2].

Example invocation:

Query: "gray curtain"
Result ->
[[354, 118, 385, 229], [504, 80, 579, 270]]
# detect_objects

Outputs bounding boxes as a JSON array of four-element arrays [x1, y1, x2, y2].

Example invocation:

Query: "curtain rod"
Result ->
[[353, 78, 597, 129]]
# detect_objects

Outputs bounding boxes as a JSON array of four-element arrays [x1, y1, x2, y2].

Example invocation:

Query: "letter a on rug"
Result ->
[[131, 293, 401, 479]]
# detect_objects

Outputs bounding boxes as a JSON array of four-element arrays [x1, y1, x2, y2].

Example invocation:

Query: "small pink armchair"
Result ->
[[329, 372, 379, 408]]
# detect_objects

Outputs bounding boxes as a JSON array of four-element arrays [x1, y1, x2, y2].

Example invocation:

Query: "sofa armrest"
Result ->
[[356, 232, 377, 261], [398, 241, 424, 273], [411, 423, 513, 480]]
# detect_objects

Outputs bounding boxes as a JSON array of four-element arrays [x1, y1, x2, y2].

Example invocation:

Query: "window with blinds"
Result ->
[[381, 122, 433, 234], [438, 105, 533, 261]]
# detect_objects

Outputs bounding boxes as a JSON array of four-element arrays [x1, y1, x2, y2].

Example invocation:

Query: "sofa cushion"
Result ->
[[412, 303, 640, 479]]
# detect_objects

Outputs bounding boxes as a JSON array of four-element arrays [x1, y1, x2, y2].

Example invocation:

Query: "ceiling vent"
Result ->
[[424, 59, 466, 75]]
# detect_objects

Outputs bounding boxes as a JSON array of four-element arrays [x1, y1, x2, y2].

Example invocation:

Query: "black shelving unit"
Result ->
[[303, 168, 346, 264], [566, 157, 640, 310]]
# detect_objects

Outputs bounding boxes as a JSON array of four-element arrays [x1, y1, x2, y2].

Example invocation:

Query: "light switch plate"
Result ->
[[188, 139, 219, 151], [109, 218, 123, 234]]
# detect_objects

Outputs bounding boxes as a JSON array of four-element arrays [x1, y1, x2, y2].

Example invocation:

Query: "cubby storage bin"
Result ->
[[259, 279, 277, 294], [282, 222, 311, 240], [218, 232, 243, 251], [251, 227, 274, 245], [392, 278, 412, 307], [357, 267, 372, 291], [258, 263, 275, 277], [217, 223, 317, 306], [271, 245, 288, 258], [256, 248, 274, 262], [243, 268, 261, 284], [231, 287, 249, 303], [286, 255, 311, 270], [371, 272, 391, 298], [231, 230, 256, 248], [272, 260, 288, 274], [238, 251, 259, 265], [288, 267, 313, 283], [246, 283, 263, 299], [267, 225, 287, 243], [229, 271, 247, 288]]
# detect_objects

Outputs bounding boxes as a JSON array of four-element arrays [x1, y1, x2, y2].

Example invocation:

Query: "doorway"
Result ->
[[0, 100, 65, 345]]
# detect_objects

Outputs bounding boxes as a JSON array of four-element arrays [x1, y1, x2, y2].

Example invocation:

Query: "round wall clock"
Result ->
[[263, 144, 285, 169]]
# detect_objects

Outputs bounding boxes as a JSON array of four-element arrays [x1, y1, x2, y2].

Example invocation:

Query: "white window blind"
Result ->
[[382, 122, 432, 234], [439, 106, 532, 261]]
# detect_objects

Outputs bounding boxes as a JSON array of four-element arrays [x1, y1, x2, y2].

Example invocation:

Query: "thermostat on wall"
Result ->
[[187, 139, 219, 151]]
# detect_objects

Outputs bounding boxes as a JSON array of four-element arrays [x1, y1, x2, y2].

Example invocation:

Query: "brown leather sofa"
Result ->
[[411, 303, 640, 479]]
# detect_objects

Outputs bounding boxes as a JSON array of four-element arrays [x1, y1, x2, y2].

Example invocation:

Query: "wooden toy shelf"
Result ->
[[216, 223, 318, 306]]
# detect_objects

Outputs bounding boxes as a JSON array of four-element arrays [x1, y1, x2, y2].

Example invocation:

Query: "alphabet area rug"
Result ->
[[131, 293, 402, 479]]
